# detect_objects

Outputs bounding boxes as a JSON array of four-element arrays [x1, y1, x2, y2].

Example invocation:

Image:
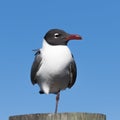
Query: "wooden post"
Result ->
[[9, 112, 106, 120]]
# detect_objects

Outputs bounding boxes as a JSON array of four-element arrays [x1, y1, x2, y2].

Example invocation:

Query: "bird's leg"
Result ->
[[55, 92, 60, 114]]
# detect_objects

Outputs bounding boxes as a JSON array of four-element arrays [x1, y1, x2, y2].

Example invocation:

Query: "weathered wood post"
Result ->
[[9, 112, 106, 120]]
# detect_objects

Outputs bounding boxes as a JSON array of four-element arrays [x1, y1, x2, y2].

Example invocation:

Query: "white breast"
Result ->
[[41, 40, 72, 73], [37, 40, 73, 94]]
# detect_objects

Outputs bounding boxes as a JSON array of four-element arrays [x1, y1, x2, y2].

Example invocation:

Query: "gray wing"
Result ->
[[67, 58, 77, 88], [30, 50, 42, 85]]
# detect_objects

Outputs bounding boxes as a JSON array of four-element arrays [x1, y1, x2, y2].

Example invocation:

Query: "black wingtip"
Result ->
[[39, 90, 45, 94], [31, 80, 37, 85]]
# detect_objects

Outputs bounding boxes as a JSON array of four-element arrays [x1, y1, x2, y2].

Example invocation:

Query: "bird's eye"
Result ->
[[54, 33, 60, 38]]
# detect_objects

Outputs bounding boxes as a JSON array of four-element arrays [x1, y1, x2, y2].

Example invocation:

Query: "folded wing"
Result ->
[[30, 50, 42, 85], [67, 58, 77, 88]]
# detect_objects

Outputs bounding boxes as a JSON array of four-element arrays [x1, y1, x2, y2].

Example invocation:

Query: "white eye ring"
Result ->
[[54, 33, 60, 38]]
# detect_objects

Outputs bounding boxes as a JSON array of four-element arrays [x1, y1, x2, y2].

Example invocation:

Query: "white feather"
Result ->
[[37, 39, 73, 94]]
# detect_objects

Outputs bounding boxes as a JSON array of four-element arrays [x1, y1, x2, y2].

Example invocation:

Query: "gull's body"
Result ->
[[30, 29, 82, 113], [36, 40, 75, 94]]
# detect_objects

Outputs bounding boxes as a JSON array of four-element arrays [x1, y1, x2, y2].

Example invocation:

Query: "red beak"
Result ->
[[66, 34, 82, 40]]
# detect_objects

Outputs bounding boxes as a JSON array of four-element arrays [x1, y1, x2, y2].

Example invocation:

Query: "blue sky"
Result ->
[[0, 0, 120, 120]]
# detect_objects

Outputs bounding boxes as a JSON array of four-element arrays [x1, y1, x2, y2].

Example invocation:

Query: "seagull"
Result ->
[[30, 29, 82, 113]]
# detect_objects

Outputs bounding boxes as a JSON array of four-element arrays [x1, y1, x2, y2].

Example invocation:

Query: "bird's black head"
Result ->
[[44, 29, 82, 46]]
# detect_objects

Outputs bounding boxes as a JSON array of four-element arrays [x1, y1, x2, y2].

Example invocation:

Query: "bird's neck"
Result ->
[[42, 39, 71, 57], [42, 39, 67, 49]]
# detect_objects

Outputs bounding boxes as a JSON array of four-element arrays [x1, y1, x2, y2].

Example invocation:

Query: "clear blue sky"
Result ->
[[0, 0, 120, 120]]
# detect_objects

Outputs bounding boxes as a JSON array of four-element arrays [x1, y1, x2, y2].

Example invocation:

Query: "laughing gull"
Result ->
[[30, 29, 82, 113]]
